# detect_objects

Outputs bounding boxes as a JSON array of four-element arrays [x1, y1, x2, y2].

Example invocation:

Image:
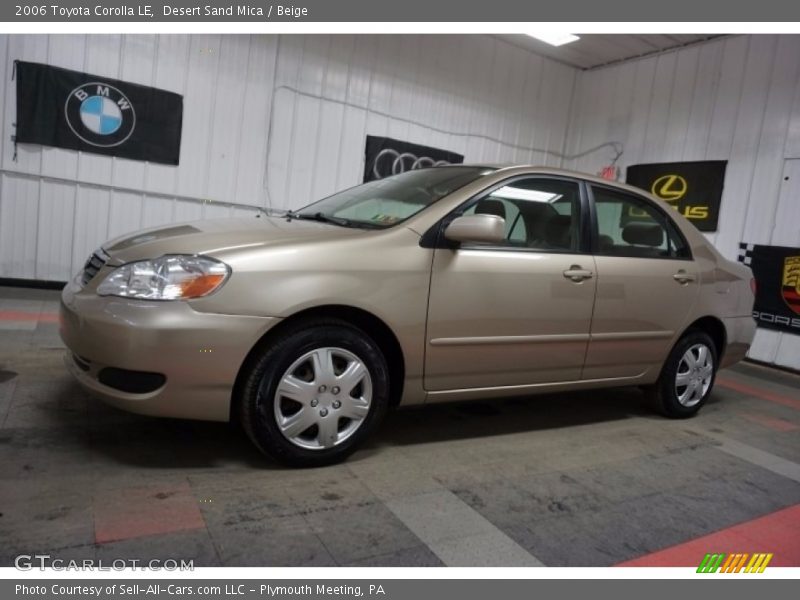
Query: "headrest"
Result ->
[[474, 199, 506, 219], [598, 234, 615, 252], [544, 214, 572, 248], [622, 223, 664, 247]]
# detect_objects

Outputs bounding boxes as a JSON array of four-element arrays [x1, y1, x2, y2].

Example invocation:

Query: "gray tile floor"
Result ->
[[1, 286, 799, 567]]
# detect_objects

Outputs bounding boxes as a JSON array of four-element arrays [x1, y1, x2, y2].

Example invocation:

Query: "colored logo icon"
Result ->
[[697, 552, 773, 573]]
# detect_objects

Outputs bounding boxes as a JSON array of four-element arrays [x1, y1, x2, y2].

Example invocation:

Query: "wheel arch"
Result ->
[[683, 315, 727, 362], [230, 304, 406, 422]]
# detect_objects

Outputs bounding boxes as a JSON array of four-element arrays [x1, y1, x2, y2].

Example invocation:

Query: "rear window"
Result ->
[[592, 186, 691, 259]]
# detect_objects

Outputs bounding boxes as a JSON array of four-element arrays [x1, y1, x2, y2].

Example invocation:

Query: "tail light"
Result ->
[[750, 278, 757, 296]]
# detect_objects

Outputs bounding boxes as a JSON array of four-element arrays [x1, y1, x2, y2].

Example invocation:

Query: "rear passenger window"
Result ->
[[462, 178, 581, 252], [591, 186, 690, 259]]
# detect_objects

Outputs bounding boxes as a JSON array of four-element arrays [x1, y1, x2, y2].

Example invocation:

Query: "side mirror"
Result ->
[[444, 214, 505, 245]]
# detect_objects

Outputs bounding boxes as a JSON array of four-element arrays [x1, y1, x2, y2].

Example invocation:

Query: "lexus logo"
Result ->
[[372, 148, 452, 180], [651, 174, 688, 202]]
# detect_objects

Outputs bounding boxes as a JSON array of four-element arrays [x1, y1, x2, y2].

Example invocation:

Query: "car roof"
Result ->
[[451, 163, 655, 200]]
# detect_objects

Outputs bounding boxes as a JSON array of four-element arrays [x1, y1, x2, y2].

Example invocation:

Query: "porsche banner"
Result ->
[[15, 61, 183, 165], [738, 242, 800, 334], [363, 136, 463, 182], [626, 160, 727, 232]]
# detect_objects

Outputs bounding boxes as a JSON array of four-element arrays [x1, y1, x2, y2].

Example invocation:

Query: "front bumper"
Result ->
[[59, 279, 280, 421]]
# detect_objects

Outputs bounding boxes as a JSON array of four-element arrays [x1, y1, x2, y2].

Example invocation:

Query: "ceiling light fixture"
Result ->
[[526, 33, 580, 47]]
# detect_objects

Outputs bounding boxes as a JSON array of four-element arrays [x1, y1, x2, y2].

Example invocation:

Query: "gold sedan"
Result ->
[[60, 166, 756, 466]]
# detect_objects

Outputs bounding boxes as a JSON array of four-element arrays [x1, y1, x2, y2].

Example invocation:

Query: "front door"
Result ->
[[424, 177, 597, 391]]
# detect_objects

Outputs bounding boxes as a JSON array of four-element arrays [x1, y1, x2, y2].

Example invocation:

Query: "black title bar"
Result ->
[[3, 0, 800, 22]]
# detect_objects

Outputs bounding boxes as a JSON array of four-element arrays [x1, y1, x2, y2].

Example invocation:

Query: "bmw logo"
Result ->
[[64, 82, 136, 147]]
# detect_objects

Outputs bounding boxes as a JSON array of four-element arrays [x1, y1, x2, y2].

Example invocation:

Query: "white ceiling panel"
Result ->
[[496, 34, 723, 70]]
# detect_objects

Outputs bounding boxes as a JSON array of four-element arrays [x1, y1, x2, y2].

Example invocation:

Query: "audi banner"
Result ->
[[15, 60, 183, 165], [625, 160, 727, 232], [363, 136, 464, 182]]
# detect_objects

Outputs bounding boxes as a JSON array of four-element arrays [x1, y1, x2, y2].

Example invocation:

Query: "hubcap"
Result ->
[[270, 347, 372, 450], [675, 343, 714, 407]]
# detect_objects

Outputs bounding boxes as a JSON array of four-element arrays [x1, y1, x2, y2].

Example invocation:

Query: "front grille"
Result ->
[[81, 248, 110, 286]]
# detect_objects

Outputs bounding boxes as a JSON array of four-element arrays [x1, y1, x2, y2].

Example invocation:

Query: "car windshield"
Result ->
[[294, 166, 494, 229]]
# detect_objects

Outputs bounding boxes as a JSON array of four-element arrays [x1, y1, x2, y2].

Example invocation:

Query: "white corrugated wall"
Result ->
[[0, 34, 276, 282], [563, 34, 800, 369], [0, 34, 577, 281]]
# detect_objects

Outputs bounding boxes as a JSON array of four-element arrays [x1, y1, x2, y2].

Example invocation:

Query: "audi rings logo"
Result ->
[[363, 136, 464, 182], [372, 148, 452, 180]]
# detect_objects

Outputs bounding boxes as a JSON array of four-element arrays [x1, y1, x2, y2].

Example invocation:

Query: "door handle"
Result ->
[[563, 265, 593, 282], [673, 270, 696, 284]]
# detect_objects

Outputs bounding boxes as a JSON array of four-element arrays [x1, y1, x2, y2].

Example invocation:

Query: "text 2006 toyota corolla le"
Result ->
[[60, 166, 756, 466]]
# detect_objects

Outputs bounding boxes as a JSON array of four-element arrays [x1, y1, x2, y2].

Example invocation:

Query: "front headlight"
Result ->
[[96, 255, 230, 300]]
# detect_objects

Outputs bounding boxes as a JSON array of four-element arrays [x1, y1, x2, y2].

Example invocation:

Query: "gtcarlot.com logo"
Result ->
[[697, 552, 773, 573], [14, 554, 193, 571]]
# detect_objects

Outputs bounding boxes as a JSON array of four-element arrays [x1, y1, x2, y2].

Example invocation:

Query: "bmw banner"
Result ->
[[363, 135, 463, 182], [14, 60, 183, 165]]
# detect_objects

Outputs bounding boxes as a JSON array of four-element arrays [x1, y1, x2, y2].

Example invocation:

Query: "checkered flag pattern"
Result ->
[[738, 242, 754, 265]]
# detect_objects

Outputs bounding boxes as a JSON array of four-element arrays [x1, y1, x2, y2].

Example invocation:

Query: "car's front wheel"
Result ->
[[239, 319, 390, 467], [647, 330, 718, 418]]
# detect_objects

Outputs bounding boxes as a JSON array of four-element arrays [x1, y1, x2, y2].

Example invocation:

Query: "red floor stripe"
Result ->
[[716, 377, 800, 411], [739, 412, 799, 432], [93, 481, 206, 544], [617, 504, 800, 567], [0, 310, 59, 323]]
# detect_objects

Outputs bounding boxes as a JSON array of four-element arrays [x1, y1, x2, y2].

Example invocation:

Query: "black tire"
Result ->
[[646, 329, 718, 418], [239, 318, 390, 467]]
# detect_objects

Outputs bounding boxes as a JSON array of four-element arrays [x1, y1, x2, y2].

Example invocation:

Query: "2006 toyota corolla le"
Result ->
[[60, 166, 756, 466]]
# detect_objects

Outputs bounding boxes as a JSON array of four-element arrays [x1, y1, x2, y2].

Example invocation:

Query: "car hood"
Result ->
[[102, 216, 367, 264]]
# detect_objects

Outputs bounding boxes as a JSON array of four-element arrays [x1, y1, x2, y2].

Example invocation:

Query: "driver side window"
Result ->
[[461, 178, 581, 252]]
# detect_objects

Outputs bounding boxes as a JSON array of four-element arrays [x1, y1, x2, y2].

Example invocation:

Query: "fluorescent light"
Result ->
[[526, 33, 580, 47], [491, 186, 563, 203]]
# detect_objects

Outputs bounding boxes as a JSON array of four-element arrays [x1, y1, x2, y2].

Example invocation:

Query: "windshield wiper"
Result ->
[[293, 212, 352, 227], [288, 211, 383, 229]]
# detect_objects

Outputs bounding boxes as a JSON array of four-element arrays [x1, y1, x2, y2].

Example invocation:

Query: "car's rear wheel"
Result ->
[[647, 330, 718, 418], [239, 319, 390, 467]]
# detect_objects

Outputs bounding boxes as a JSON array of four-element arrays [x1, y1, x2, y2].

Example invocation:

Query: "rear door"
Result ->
[[582, 184, 700, 380]]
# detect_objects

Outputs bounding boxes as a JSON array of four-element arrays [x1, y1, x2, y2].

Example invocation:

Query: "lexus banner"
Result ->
[[363, 136, 463, 182], [738, 242, 800, 334], [626, 160, 727, 232], [15, 60, 183, 165]]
